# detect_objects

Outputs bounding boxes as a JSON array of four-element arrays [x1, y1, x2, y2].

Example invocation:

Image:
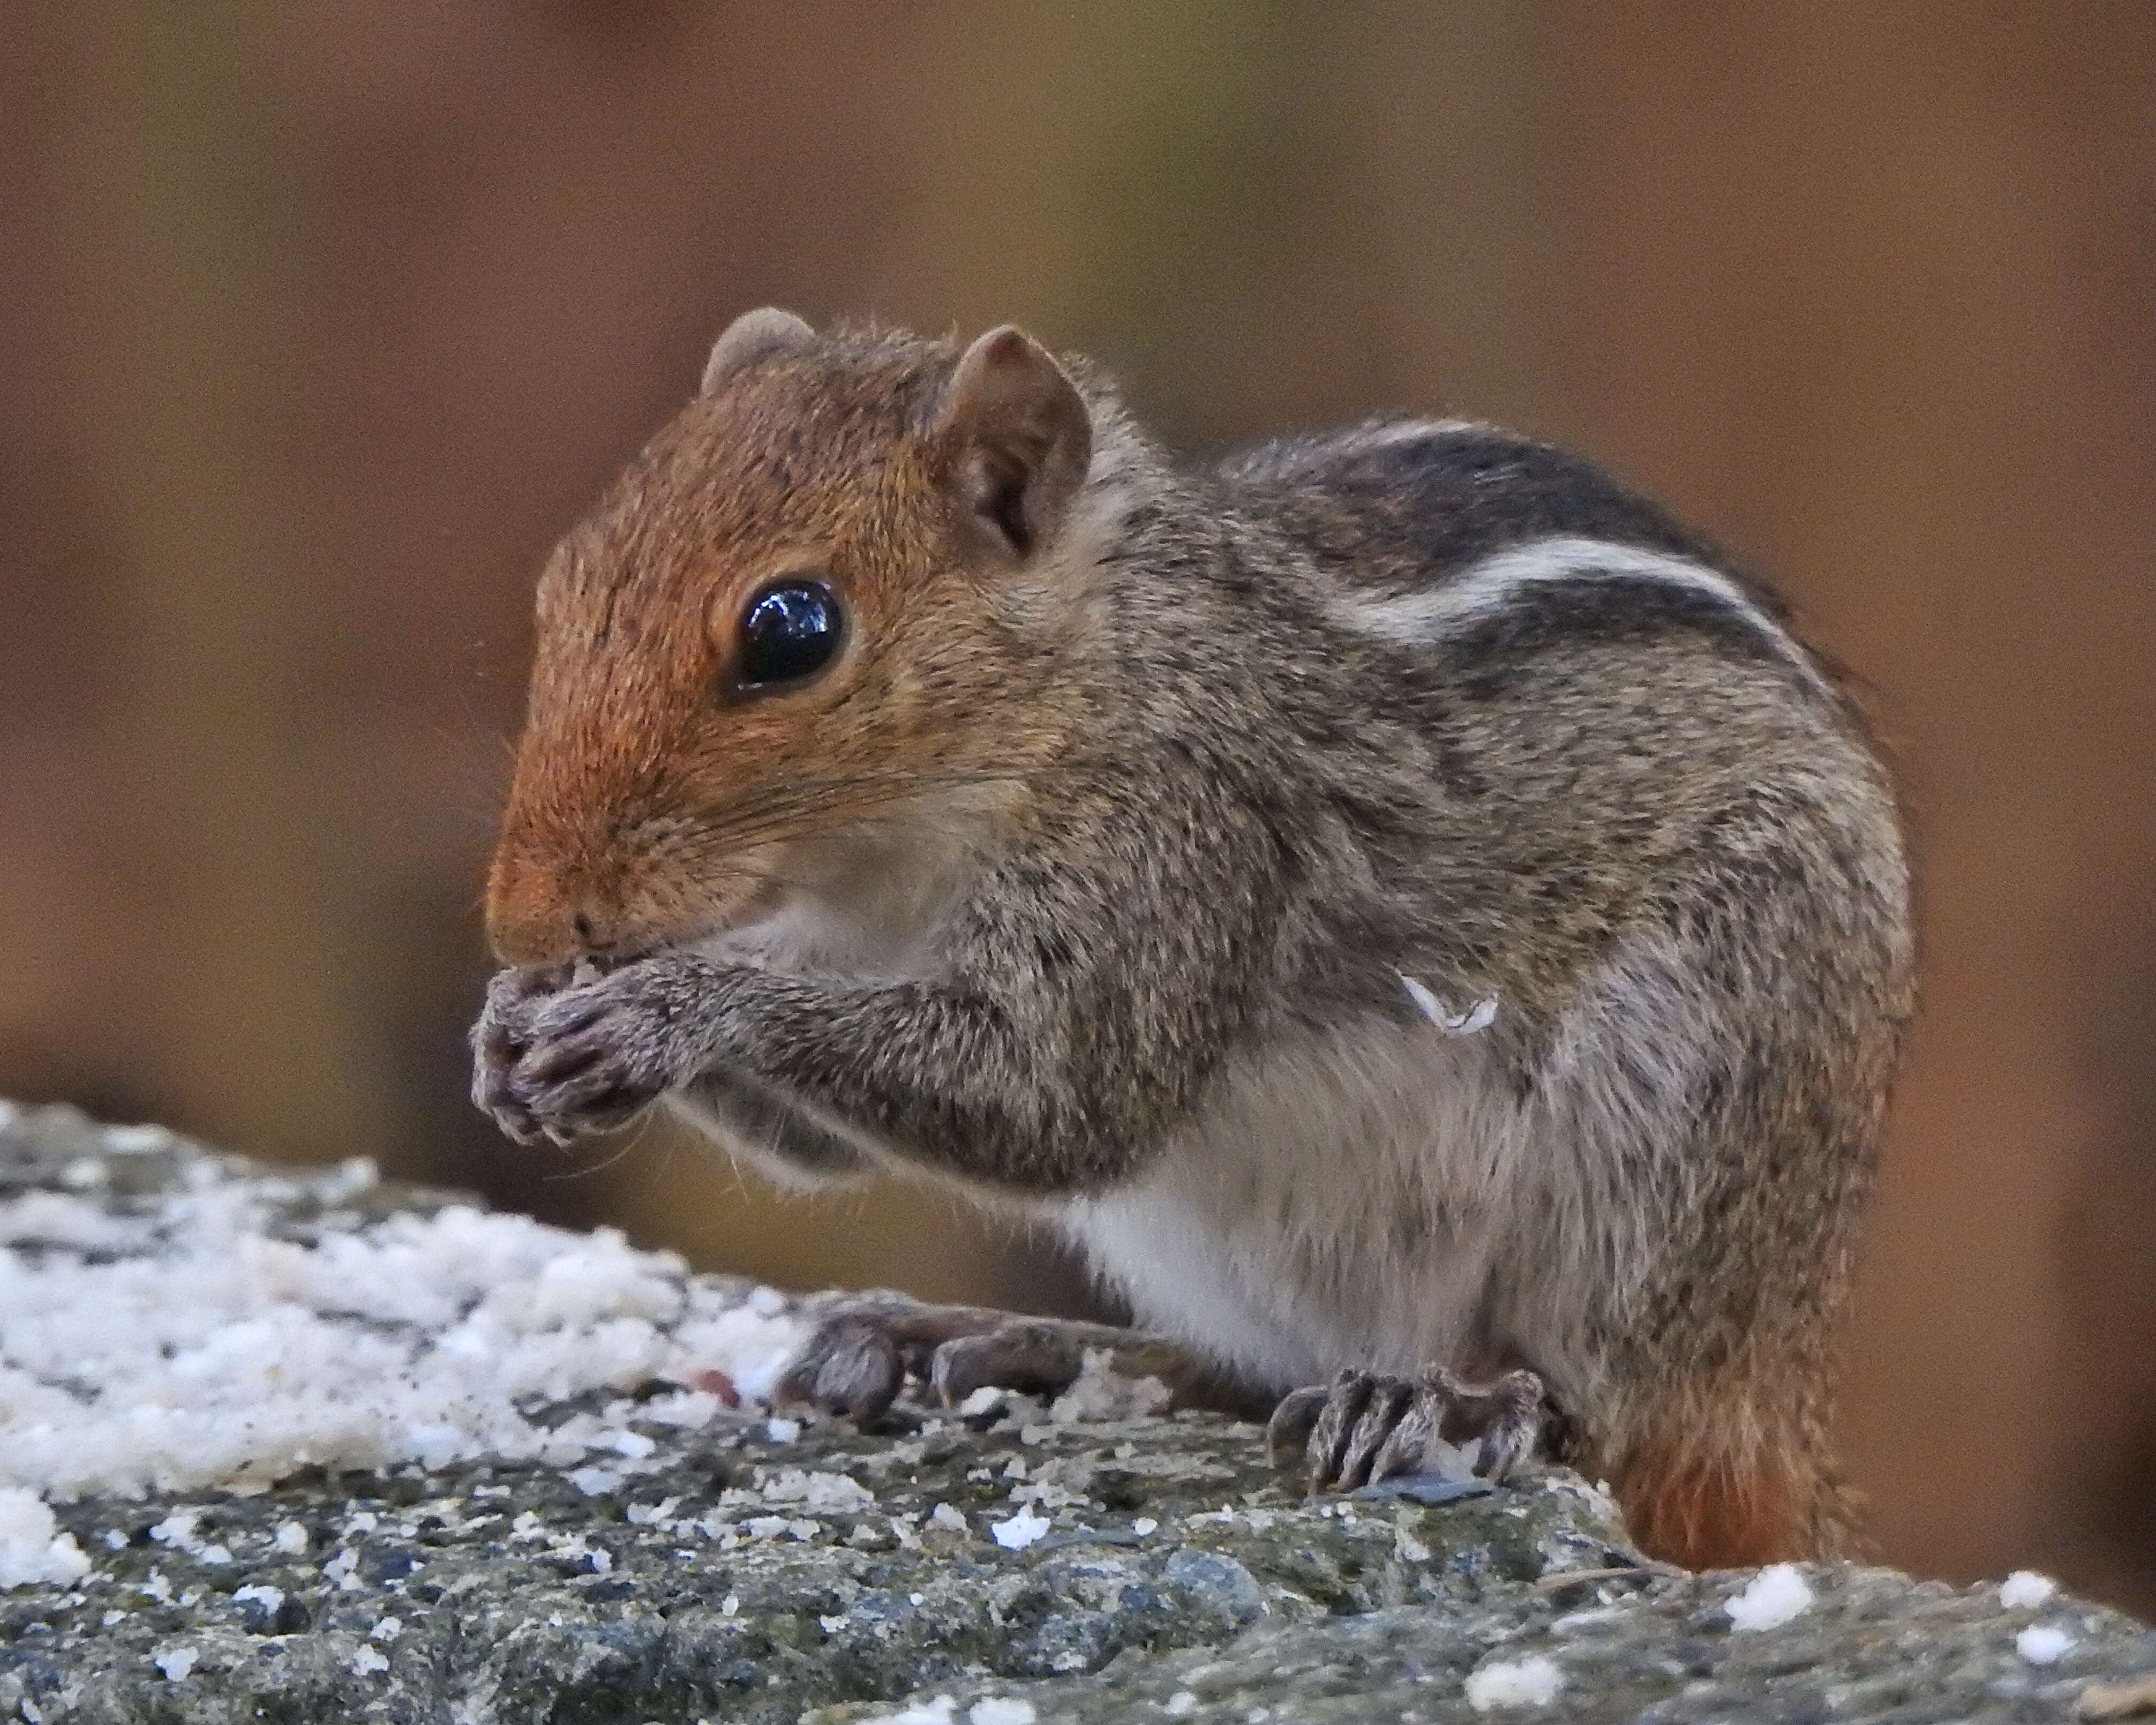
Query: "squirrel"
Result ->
[[472, 308, 1915, 1570]]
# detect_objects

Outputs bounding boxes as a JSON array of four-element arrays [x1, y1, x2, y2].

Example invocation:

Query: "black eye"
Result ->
[[736, 579, 844, 689]]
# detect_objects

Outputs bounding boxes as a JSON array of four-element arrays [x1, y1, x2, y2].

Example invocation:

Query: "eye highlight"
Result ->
[[733, 579, 844, 691]]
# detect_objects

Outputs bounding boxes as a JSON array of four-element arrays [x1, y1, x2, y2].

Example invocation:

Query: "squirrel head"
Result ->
[[485, 311, 1101, 968]]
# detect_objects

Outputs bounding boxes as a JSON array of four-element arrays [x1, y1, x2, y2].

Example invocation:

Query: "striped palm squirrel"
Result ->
[[473, 309, 1915, 1568]]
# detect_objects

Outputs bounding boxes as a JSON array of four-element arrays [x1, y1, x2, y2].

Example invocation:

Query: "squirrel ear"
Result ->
[[930, 326, 1093, 558], [701, 307, 815, 394]]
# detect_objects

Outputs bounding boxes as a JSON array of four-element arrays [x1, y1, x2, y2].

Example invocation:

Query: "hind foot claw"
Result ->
[[1268, 1364, 1544, 1492]]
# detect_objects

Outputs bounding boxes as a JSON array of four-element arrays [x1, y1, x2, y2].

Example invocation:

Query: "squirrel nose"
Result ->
[[484, 852, 600, 968]]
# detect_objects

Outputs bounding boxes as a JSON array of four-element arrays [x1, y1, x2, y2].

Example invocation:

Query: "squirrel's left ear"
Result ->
[[930, 326, 1093, 559], [702, 307, 815, 394]]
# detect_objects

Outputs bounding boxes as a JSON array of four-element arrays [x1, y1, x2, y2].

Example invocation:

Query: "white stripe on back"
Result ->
[[1332, 418, 1488, 453], [1334, 534, 1827, 692]]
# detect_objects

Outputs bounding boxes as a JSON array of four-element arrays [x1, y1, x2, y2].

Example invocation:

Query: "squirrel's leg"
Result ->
[[776, 1293, 1241, 1422], [1266, 1365, 1545, 1491], [486, 944, 1204, 1189]]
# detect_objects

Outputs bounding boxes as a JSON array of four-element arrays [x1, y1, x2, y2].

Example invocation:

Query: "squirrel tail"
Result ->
[[1602, 1400, 1864, 1568]]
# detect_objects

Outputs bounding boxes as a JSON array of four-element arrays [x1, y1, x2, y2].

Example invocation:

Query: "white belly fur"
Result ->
[[1057, 1016, 1541, 1393], [1057, 931, 1731, 1408]]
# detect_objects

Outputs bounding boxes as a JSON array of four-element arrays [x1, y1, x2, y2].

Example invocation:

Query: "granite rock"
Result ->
[[2, 1103, 2149, 1724]]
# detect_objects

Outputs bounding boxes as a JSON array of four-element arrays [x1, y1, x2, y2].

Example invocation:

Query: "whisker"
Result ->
[[547, 1122, 648, 1183]]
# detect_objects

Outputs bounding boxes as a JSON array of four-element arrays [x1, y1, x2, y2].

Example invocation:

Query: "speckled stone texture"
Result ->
[[3, 1104, 2151, 1724]]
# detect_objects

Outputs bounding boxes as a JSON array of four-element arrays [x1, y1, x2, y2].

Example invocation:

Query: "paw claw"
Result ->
[[1337, 1375, 1413, 1490], [1303, 1368, 1372, 1491], [1264, 1384, 1330, 1463], [1273, 1363, 1546, 1495]]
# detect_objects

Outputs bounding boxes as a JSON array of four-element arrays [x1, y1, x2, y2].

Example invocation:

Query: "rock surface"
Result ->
[[2, 1103, 2151, 1724]]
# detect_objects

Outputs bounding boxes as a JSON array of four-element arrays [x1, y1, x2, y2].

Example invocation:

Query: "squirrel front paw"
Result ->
[[470, 958, 694, 1145], [471, 964, 570, 1144]]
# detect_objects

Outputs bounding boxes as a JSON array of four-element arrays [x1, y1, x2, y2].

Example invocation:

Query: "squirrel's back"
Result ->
[[1219, 419, 1715, 591]]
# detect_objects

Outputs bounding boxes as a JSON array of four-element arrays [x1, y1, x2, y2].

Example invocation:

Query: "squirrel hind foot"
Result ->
[[1271, 1364, 1546, 1493], [774, 1296, 1222, 1422]]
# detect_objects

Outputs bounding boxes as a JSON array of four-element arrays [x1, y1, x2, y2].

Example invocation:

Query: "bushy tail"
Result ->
[[1601, 1400, 1863, 1568]]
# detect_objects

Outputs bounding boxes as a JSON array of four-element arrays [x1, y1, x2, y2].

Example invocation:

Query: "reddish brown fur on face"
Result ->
[[485, 326, 1079, 967], [1611, 1435, 1818, 1569]]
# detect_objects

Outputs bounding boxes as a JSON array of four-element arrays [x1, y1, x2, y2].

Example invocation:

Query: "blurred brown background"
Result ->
[[3, 3, 2151, 1612]]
